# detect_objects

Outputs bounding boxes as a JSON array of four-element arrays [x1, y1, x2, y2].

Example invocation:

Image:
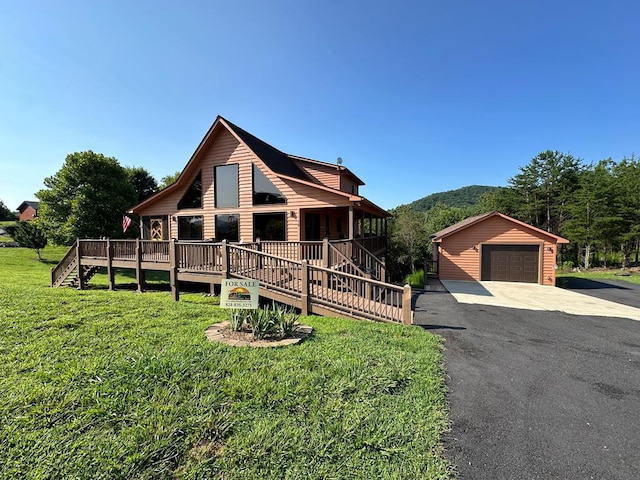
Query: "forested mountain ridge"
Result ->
[[400, 185, 502, 212]]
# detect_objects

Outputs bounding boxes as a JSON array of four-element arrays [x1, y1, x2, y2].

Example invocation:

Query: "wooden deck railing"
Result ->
[[328, 242, 367, 278], [356, 235, 386, 255], [177, 242, 223, 273], [141, 240, 169, 262], [256, 240, 324, 261], [54, 238, 409, 324], [351, 240, 386, 282], [227, 244, 410, 324]]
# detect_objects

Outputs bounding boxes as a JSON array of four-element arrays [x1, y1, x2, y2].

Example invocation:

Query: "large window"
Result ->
[[215, 164, 239, 207], [254, 213, 286, 241], [177, 171, 202, 209], [178, 216, 203, 240], [215, 214, 239, 242], [253, 164, 286, 205]]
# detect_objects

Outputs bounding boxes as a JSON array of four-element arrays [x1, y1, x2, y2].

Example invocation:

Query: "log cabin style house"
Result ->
[[128, 116, 389, 257]]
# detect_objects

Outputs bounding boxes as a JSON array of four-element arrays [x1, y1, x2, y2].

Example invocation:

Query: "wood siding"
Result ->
[[136, 127, 357, 242], [438, 215, 560, 285], [295, 161, 360, 195]]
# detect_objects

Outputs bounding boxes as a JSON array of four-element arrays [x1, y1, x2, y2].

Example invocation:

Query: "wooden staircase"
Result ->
[[51, 241, 101, 288]]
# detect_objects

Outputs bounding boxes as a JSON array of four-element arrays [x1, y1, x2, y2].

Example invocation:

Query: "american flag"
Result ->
[[122, 215, 132, 233]]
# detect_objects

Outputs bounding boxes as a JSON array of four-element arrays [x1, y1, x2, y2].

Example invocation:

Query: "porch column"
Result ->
[[348, 206, 354, 240]]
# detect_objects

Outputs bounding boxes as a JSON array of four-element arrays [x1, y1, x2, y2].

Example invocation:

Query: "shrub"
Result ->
[[404, 269, 424, 288]]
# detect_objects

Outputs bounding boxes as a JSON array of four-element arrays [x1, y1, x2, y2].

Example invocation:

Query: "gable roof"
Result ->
[[17, 201, 39, 212], [130, 116, 384, 214], [222, 118, 311, 181], [430, 211, 569, 244]]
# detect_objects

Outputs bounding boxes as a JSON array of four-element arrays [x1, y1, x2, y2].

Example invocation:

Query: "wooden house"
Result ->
[[128, 116, 389, 257]]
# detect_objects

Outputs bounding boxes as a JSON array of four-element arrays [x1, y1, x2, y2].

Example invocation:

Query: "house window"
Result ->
[[177, 171, 202, 209], [178, 216, 203, 240], [215, 214, 239, 242], [254, 213, 286, 241], [215, 164, 239, 207], [253, 164, 286, 205]]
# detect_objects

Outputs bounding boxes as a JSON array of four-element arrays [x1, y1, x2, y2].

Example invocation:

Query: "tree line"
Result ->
[[388, 150, 640, 280], [1, 151, 181, 257]]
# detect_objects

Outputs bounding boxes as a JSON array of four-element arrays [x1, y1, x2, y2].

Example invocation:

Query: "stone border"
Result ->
[[205, 321, 313, 348]]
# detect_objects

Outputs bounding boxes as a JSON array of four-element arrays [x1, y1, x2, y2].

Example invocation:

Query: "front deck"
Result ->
[[52, 239, 412, 325]]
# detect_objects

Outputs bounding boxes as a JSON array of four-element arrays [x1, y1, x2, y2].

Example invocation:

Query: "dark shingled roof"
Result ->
[[17, 201, 40, 211], [223, 118, 312, 181]]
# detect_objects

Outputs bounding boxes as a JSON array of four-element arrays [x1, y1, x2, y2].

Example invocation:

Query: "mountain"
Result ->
[[402, 185, 502, 212]]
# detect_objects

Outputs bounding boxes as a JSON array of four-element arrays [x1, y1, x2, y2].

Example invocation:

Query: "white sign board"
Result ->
[[220, 279, 260, 309]]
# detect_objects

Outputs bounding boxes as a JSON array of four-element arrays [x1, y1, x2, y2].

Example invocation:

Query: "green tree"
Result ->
[[612, 156, 640, 266], [36, 151, 137, 245], [562, 161, 619, 268], [387, 206, 429, 278], [159, 171, 181, 190], [507, 151, 582, 233], [12, 221, 47, 260], [0, 200, 16, 221], [125, 166, 159, 203]]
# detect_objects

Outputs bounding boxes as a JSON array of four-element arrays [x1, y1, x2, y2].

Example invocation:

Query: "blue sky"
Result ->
[[1, 0, 638, 211]]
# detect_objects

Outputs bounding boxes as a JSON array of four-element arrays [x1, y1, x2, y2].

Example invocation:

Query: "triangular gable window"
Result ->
[[177, 171, 202, 209], [253, 164, 286, 205]]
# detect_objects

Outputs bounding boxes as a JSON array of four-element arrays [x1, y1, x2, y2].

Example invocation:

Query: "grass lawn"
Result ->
[[558, 268, 640, 286], [0, 246, 453, 479]]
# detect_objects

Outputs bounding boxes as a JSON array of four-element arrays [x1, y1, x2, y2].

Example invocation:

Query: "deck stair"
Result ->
[[51, 239, 412, 324]]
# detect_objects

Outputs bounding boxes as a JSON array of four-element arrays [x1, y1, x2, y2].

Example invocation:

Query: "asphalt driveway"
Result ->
[[414, 283, 640, 479]]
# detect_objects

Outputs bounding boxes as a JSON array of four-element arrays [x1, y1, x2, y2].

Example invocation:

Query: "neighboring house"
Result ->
[[430, 211, 569, 286], [129, 116, 389, 255], [17, 201, 39, 221]]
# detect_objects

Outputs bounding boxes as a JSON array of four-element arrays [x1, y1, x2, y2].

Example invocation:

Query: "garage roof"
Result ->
[[430, 211, 570, 244]]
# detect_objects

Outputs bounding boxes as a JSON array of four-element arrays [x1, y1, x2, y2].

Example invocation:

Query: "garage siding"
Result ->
[[438, 215, 559, 285]]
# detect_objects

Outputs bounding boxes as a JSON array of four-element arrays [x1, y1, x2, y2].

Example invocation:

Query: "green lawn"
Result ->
[[0, 246, 453, 479], [558, 269, 640, 286]]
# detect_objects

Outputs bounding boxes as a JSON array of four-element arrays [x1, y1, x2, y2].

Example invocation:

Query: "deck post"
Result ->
[[221, 240, 229, 279], [402, 284, 412, 325], [255, 238, 262, 270], [106, 239, 114, 290], [380, 257, 386, 283], [321, 237, 329, 287], [348, 206, 354, 240], [135, 238, 145, 292], [300, 260, 309, 316], [76, 239, 84, 290], [365, 273, 372, 300], [169, 239, 179, 301]]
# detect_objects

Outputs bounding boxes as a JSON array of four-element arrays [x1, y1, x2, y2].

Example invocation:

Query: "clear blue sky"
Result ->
[[1, 0, 638, 211]]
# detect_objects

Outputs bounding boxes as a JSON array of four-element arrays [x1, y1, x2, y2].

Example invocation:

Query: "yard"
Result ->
[[0, 246, 453, 479]]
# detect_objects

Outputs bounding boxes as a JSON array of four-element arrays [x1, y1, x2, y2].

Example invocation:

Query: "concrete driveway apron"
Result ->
[[441, 280, 640, 321]]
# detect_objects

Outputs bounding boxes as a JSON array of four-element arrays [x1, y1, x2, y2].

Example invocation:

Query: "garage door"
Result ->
[[481, 245, 539, 283]]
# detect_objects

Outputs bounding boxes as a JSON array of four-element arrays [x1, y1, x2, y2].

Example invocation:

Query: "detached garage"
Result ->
[[431, 211, 569, 286]]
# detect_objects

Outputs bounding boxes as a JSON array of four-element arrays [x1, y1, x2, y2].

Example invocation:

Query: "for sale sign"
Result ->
[[220, 279, 260, 309]]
